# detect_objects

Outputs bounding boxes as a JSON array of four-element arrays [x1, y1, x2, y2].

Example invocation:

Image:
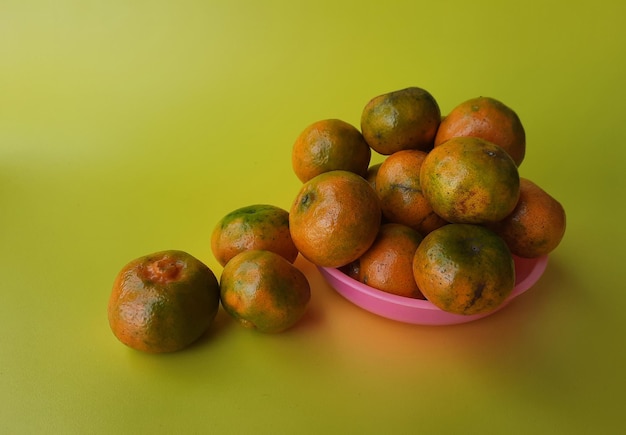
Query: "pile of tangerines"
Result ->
[[108, 87, 566, 353]]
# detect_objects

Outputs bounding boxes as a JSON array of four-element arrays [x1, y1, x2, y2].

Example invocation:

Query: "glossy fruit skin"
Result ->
[[356, 223, 425, 299], [292, 118, 371, 183], [219, 250, 311, 333], [361, 87, 441, 155], [375, 149, 448, 235], [289, 170, 381, 268], [412, 224, 515, 315], [435, 96, 526, 166], [108, 250, 220, 353], [420, 136, 520, 224], [211, 204, 299, 266], [487, 178, 566, 258]]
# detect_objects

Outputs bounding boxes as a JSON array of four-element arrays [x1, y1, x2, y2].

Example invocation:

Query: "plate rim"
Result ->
[[317, 255, 549, 324]]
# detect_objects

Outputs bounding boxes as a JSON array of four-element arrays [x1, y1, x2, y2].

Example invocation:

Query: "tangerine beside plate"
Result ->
[[318, 255, 548, 325]]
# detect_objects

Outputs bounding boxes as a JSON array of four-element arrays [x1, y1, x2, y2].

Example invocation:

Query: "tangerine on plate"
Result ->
[[108, 250, 220, 353], [219, 250, 311, 333], [434, 96, 526, 166], [360, 87, 441, 155], [487, 177, 566, 258], [412, 224, 515, 316], [355, 223, 425, 299], [289, 170, 381, 268], [375, 149, 448, 235], [420, 136, 520, 224]]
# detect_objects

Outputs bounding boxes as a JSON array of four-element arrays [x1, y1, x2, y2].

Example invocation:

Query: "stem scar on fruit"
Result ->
[[299, 192, 314, 210]]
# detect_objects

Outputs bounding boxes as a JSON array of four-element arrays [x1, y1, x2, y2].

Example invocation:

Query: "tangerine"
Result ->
[[108, 250, 220, 353], [292, 118, 371, 183], [412, 224, 515, 315], [219, 250, 311, 333], [435, 96, 526, 166], [211, 204, 298, 267], [375, 149, 448, 235], [487, 178, 566, 258], [420, 136, 520, 224], [356, 223, 425, 299], [289, 170, 381, 268], [360, 87, 441, 155]]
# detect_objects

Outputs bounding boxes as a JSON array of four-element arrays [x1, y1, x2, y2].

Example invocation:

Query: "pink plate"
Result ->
[[318, 255, 548, 326]]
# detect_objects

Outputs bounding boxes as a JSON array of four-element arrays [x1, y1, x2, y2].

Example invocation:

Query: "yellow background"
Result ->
[[2, 1, 625, 433]]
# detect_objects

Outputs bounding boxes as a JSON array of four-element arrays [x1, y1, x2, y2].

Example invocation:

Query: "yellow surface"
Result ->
[[2, 1, 625, 433]]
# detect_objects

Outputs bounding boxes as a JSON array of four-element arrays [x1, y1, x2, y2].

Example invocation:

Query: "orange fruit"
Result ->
[[412, 224, 515, 315], [435, 96, 526, 166], [289, 170, 381, 268], [375, 149, 448, 235], [108, 250, 220, 353], [420, 136, 520, 224], [292, 118, 371, 183], [219, 250, 311, 333], [211, 204, 298, 267], [360, 87, 441, 155], [487, 178, 566, 258], [355, 223, 425, 299]]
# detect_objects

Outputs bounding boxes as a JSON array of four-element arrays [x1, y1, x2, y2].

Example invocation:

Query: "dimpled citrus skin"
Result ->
[[356, 223, 425, 299], [289, 170, 381, 268], [360, 87, 441, 155], [219, 250, 311, 333], [211, 204, 299, 266], [108, 250, 220, 353], [487, 178, 566, 258], [292, 118, 371, 183], [435, 96, 526, 166], [420, 136, 520, 224], [412, 224, 515, 315], [375, 149, 448, 235]]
